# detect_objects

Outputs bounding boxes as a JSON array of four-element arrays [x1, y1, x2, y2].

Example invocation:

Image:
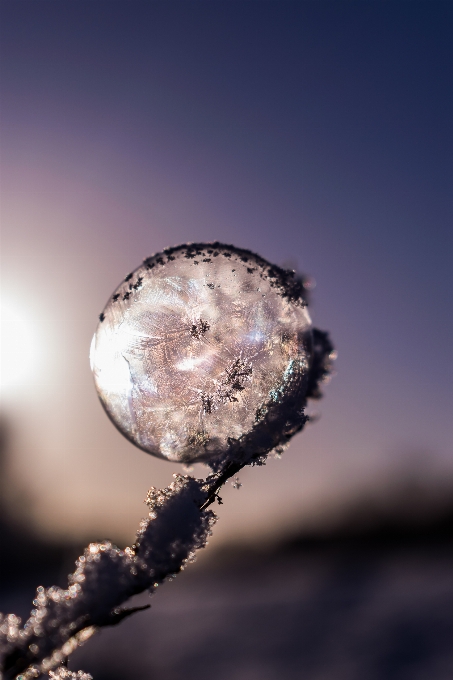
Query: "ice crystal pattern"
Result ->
[[90, 243, 313, 465], [0, 244, 333, 679]]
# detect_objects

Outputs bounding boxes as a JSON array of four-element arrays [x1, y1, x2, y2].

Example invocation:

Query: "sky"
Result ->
[[1, 0, 452, 546]]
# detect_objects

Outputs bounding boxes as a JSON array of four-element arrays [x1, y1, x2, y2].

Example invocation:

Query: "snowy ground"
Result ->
[[63, 540, 453, 680]]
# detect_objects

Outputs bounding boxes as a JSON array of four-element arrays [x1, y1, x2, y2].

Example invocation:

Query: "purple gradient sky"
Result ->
[[1, 1, 452, 545]]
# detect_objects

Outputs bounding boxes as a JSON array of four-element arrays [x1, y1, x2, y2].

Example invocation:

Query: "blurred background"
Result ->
[[1, 1, 452, 678]]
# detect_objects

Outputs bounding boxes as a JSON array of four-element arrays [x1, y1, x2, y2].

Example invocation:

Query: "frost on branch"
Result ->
[[48, 669, 92, 680], [0, 242, 334, 679], [0, 476, 216, 680]]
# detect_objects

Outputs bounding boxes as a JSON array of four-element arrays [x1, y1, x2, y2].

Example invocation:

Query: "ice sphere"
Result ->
[[90, 243, 313, 464]]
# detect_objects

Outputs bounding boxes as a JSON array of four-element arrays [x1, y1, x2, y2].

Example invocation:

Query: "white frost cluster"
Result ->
[[0, 476, 216, 680], [48, 669, 92, 680], [0, 243, 334, 680]]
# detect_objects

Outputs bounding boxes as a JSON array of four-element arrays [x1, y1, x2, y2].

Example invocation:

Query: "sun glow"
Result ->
[[1, 300, 41, 395]]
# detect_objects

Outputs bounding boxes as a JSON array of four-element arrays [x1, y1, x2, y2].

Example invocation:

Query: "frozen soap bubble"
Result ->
[[90, 243, 313, 465]]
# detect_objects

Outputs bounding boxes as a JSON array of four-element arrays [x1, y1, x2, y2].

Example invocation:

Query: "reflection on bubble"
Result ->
[[90, 243, 312, 464]]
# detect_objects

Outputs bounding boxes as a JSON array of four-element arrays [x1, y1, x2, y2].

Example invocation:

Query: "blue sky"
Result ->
[[1, 1, 452, 543]]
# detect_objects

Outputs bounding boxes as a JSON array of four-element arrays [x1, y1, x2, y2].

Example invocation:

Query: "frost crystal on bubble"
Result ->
[[90, 243, 312, 464], [0, 244, 334, 680]]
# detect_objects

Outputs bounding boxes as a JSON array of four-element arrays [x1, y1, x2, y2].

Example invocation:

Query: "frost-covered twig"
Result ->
[[1, 236, 334, 680], [48, 669, 92, 680], [0, 462, 262, 679], [0, 328, 333, 680], [0, 475, 216, 679]]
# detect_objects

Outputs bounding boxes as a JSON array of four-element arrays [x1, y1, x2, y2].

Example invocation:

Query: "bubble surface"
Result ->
[[90, 243, 312, 464]]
